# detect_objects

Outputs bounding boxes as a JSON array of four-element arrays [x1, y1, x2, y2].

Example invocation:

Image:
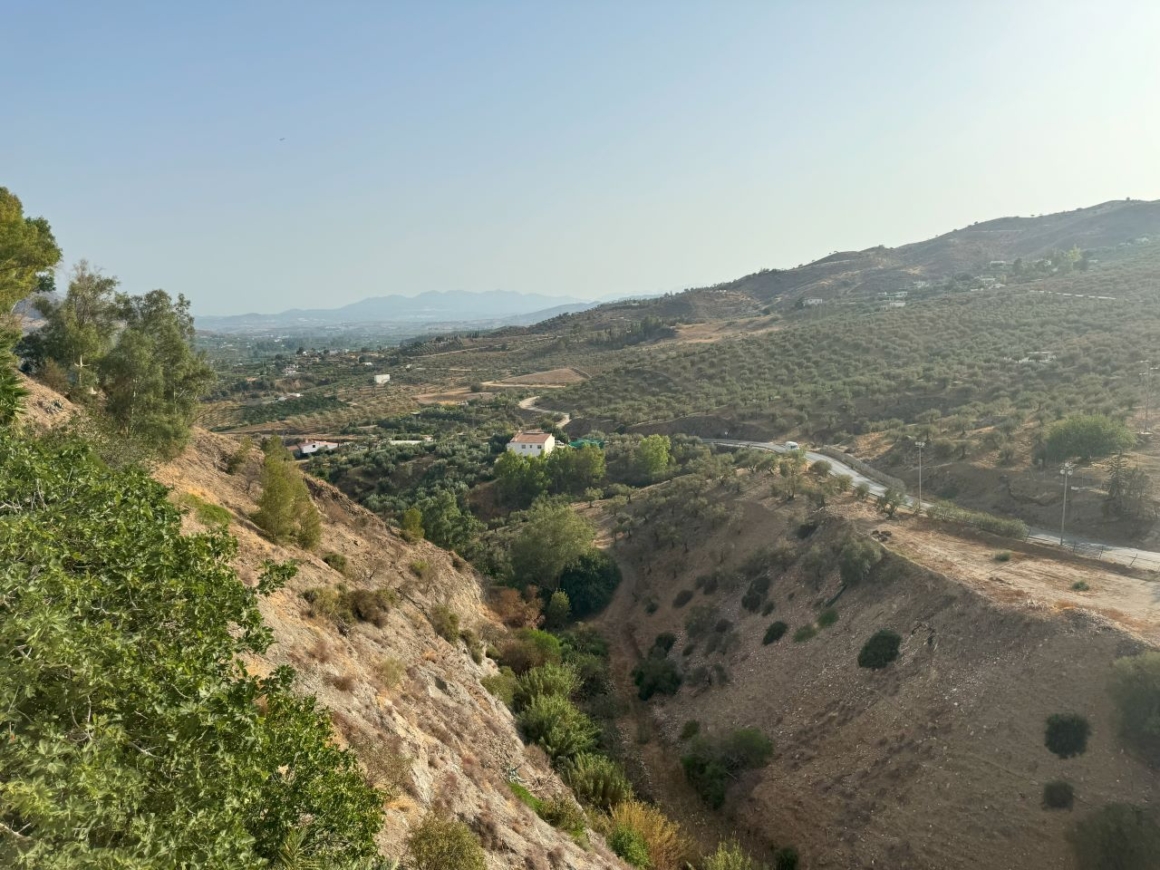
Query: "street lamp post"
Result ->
[[915, 439, 926, 517], [1059, 461, 1075, 546]]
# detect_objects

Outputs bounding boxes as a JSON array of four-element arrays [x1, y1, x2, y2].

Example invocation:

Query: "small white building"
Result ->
[[373, 373, 391, 385], [507, 431, 556, 458], [292, 440, 340, 458], [803, 298, 825, 307]]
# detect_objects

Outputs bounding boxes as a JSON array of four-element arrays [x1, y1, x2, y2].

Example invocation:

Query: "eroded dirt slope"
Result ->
[[604, 478, 1160, 870]]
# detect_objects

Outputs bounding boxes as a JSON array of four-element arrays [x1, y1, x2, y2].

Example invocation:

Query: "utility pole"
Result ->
[[915, 438, 926, 516], [1059, 461, 1075, 546], [1142, 366, 1156, 435]]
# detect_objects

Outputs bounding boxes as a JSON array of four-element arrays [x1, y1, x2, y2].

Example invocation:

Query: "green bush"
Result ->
[[761, 600, 776, 616], [481, 668, 518, 706], [609, 825, 651, 868], [545, 589, 571, 629], [632, 656, 682, 700], [512, 663, 580, 711], [498, 628, 562, 674], [673, 589, 694, 608], [177, 493, 231, 530], [993, 550, 1012, 563], [1045, 713, 1091, 759], [562, 753, 634, 810], [838, 538, 883, 585], [858, 630, 902, 669], [537, 794, 588, 840], [518, 694, 598, 762], [1109, 651, 1160, 765], [1069, 804, 1160, 870], [557, 550, 622, 618], [509, 781, 542, 812], [1045, 414, 1134, 462], [703, 840, 757, 870], [429, 605, 460, 643], [303, 585, 398, 628], [322, 551, 348, 573], [406, 813, 487, 870], [793, 625, 817, 643], [717, 727, 774, 769], [763, 621, 789, 644], [1043, 780, 1075, 810], [817, 607, 839, 628], [0, 432, 381, 867], [653, 632, 677, 654], [681, 728, 773, 809], [680, 720, 701, 740]]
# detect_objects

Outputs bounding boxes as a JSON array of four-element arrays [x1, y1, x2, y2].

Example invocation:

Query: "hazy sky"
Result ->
[[4, 2, 1159, 315]]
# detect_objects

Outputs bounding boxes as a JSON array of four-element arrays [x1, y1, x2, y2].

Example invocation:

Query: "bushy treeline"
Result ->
[[924, 501, 1029, 539]]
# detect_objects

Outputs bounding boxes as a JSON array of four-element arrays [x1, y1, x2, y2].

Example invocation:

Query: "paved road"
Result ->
[[518, 395, 571, 429], [708, 438, 1160, 572]]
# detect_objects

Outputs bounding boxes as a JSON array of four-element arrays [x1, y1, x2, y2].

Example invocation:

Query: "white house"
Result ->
[[507, 431, 556, 458], [373, 373, 391, 385], [803, 298, 825, 307], [292, 440, 340, 458]]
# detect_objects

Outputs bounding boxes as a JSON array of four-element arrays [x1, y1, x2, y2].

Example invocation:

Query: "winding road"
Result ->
[[707, 438, 1160, 572], [518, 395, 570, 428]]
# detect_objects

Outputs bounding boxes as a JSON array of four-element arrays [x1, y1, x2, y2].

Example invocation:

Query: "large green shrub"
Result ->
[[681, 728, 773, 809], [405, 814, 487, 870], [632, 656, 682, 700], [557, 550, 622, 618], [517, 694, 597, 762], [1045, 713, 1091, 759], [1045, 414, 1134, 462], [512, 662, 580, 711], [838, 538, 883, 585], [858, 630, 902, 669], [0, 434, 381, 868], [608, 825, 651, 868], [1109, 651, 1160, 765], [562, 753, 634, 810], [498, 627, 563, 674]]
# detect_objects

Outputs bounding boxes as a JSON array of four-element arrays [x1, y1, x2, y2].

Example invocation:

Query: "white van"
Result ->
[[785, 441, 800, 450]]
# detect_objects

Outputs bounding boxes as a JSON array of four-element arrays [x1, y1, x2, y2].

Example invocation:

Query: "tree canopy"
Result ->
[[0, 187, 60, 314], [509, 499, 596, 589], [1043, 414, 1134, 462], [99, 289, 215, 457]]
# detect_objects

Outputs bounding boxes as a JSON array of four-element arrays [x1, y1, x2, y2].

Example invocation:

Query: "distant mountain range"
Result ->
[[196, 290, 600, 334]]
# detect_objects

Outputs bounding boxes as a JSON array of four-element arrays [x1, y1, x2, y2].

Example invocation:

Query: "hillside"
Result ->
[[22, 377, 623, 869], [599, 471, 1160, 869], [537, 198, 1160, 328]]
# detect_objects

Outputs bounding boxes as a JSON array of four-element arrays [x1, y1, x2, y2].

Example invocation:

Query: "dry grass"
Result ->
[[608, 801, 697, 870]]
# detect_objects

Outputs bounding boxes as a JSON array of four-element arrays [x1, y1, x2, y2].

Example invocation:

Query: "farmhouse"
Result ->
[[373, 373, 391, 385], [291, 440, 339, 458], [506, 431, 556, 457]]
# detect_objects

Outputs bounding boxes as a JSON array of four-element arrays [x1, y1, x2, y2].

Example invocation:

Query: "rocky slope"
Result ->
[[22, 377, 623, 870]]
